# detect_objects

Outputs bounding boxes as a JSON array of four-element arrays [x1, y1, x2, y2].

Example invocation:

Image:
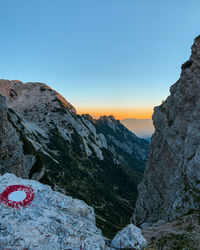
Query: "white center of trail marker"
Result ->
[[8, 191, 26, 202], [0, 184, 34, 209]]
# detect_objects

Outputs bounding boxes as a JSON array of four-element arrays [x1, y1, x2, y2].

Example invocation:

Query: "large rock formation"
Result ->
[[0, 173, 148, 250], [0, 79, 148, 237], [0, 173, 105, 249], [132, 35, 200, 226], [0, 94, 32, 178]]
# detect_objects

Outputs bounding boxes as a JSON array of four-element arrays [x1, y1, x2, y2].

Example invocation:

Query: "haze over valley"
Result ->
[[121, 118, 154, 139]]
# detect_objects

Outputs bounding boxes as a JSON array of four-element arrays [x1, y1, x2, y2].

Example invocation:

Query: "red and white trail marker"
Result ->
[[0, 185, 34, 209]]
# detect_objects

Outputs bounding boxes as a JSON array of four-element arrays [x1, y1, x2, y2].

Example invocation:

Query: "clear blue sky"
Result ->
[[0, 0, 200, 118]]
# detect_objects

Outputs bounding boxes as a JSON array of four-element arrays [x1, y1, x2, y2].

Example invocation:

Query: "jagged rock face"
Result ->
[[132, 36, 200, 226], [0, 173, 105, 249], [0, 94, 32, 178], [0, 79, 148, 238]]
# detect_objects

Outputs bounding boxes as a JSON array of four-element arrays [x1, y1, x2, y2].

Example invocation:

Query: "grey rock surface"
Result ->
[[111, 224, 147, 249], [0, 173, 105, 249], [132, 36, 200, 225], [0, 95, 27, 178]]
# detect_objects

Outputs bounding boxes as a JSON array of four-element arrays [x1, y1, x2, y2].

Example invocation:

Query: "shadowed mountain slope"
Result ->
[[0, 79, 148, 237]]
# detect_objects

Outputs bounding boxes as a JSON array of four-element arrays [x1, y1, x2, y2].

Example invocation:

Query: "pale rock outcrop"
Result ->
[[0, 173, 148, 249], [132, 36, 200, 225], [111, 224, 147, 249], [0, 173, 105, 249]]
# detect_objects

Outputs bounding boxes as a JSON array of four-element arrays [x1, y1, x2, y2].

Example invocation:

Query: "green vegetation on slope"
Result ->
[[8, 108, 147, 238], [22, 127, 142, 238]]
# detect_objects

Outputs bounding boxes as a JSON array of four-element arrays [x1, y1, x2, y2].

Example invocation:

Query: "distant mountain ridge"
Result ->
[[121, 118, 154, 139], [0, 79, 149, 237], [91, 115, 148, 173]]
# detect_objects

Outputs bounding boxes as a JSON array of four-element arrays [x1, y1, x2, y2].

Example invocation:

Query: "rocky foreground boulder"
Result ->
[[111, 224, 147, 249], [0, 173, 105, 249], [0, 173, 146, 250]]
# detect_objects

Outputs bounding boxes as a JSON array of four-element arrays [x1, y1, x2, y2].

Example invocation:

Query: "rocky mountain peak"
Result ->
[[81, 113, 95, 122], [0, 80, 76, 116], [98, 115, 120, 127], [99, 115, 117, 122], [132, 35, 200, 226]]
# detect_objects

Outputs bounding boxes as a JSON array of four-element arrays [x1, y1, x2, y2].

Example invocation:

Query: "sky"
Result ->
[[0, 1, 200, 119]]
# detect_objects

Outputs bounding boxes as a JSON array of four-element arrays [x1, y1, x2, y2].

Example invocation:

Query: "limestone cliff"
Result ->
[[132, 36, 200, 226]]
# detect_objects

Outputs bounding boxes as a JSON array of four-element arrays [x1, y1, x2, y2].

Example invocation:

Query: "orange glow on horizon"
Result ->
[[76, 108, 153, 120]]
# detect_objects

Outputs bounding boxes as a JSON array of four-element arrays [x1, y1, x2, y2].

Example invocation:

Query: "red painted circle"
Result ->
[[0, 185, 34, 209]]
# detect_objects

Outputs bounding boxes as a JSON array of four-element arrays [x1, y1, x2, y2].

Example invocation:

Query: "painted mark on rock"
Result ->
[[0, 185, 34, 209]]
